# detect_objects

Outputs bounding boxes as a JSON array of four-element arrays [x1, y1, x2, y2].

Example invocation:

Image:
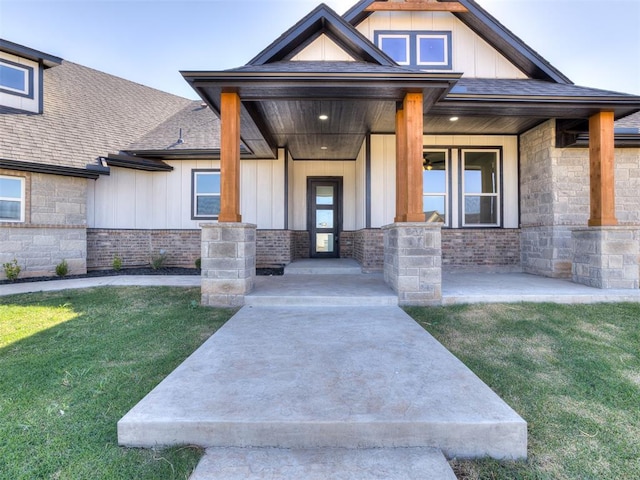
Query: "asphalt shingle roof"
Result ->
[[0, 61, 192, 170], [125, 101, 220, 152], [228, 60, 420, 75], [451, 78, 638, 98]]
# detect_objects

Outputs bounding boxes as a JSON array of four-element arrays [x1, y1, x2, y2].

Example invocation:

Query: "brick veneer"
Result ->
[[354, 229, 385, 272], [256, 230, 294, 265], [441, 229, 521, 271], [87, 229, 201, 269]]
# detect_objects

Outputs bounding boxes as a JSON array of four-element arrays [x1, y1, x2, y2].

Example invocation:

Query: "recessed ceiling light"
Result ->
[[319, 115, 329, 121], [320, 146, 328, 150], [449, 116, 459, 122]]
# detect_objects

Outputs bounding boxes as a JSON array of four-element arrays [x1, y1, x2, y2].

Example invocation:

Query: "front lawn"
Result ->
[[407, 303, 640, 480], [0, 287, 235, 480]]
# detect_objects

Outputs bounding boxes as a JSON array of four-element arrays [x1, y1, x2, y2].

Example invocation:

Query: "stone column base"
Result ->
[[383, 223, 442, 306], [572, 227, 640, 289], [201, 223, 257, 307]]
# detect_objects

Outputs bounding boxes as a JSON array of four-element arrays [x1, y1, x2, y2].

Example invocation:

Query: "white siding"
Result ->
[[0, 52, 41, 113], [357, 11, 527, 79], [88, 150, 286, 230], [288, 160, 358, 231], [370, 134, 519, 228], [291, 34, 356, 61], [355, 141, 367, 230]]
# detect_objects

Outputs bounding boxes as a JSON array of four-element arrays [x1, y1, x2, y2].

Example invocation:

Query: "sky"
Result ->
[[1, 0, 639, 100]]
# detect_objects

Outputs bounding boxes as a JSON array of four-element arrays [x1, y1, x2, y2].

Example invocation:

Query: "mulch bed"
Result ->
[[0, 265, 285, 285]]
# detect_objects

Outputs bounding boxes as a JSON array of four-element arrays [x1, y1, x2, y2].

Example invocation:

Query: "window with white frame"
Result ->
[[375, 31, 452, 69], [423, 150, 448, 224], [0, 59, 32, 97], [423, 148, 501, 228], [0, 175, 25, 222], [462, 150, 500, 226], [192, 170, 221, 219]]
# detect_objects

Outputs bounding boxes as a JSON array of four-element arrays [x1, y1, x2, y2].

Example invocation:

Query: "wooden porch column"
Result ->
[[403, 93, 425, 222], [588, 111, 617, 226], [395, 105, 408, 222], [218, 91, 242, 223]]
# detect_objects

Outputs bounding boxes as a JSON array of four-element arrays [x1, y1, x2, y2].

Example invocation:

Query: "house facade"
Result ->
[[2, 0, 640, 304]]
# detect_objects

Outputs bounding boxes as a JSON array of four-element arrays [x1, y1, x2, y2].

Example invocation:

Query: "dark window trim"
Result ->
[[191, 169, 221, 221], [422, 148, 450, 227], [423, 145, 503, 228], [0, 57, 34, 99], [374, 30, 453, 70], [459, 147, 503, 228]]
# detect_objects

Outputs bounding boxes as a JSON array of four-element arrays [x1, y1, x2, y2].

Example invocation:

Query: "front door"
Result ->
[[307, 177, 342, 258]]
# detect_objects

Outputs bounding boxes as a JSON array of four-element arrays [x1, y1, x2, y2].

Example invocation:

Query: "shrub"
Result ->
[[112, 255, 123, 271], [150, 251, 167, 270], [3, 258, 21, 281], [195, 257, 201, 270], [55, 259, 69, 277]]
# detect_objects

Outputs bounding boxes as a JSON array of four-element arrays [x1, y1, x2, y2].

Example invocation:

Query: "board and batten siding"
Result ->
[[356, 11, 527, 79], [87, 150, 286, 230], [288, 143, 367, 231], [370, 134, 519, 229], [291, 34, 356, 62]]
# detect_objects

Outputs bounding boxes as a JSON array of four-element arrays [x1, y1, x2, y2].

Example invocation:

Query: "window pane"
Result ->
[[423, 152, 447, 193], [418, 36, 446, 64], [464, 151, 497, 194], [196, 173, 220, 194], [0, 63, 26, 92], [0, 200, 20, 220], [465, 196, 497, 225], [424, 196, 446, 223], [316, 233, 334, 253], [0, 177, 22, 198], [316, 186, 334, 205], [316, 210, 334, 229], [196, 196, 220, 216], [380, 36, 408, 64]]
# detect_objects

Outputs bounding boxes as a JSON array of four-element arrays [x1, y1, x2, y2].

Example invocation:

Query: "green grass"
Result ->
[[406, 303, 640, 480], [0, 287, 235, 480]]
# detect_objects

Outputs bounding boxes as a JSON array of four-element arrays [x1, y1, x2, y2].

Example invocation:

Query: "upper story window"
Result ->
[[0, 175, 25, 222], [192, 170, 221, 220], [0, 59, 33, 98], [375, 30, 452, 70]]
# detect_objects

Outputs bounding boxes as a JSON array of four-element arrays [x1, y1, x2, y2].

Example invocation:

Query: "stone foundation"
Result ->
[[383, 223, 442, 306], [0, 224, 87, 279], [201, 223, 256, 307], [521, 226, 573, 278], [572, 227, 640, 289], [86, 229, 201, 270]]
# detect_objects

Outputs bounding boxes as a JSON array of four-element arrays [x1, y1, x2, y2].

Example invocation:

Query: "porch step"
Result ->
[[118, 306, 527, 460], [284, 258, 362, 275], [245, 274, 398, 306], [189, 447, 457, 480]]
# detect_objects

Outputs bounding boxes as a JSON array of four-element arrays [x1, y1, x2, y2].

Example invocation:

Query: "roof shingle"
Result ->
[[0, 61, 192, 170]]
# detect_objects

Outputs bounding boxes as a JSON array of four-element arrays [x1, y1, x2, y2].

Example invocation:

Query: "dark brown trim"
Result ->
[[102, 154, 173, 172], [0, 158, 100, 179]]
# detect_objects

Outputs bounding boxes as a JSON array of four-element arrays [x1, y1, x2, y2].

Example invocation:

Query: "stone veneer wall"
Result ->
[[87, 229, 201, 269], [520, 121, 640, 279], [442, 229, 521, 271], [0, 171, 87, 279], [520, 120, 589, 278]]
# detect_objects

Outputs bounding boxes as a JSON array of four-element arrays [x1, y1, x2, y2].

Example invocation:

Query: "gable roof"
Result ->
[[0, 61, 192, 176], [248, 3, 395, 66], [344, 0, 572, 84], [0, 38, 62, 68]]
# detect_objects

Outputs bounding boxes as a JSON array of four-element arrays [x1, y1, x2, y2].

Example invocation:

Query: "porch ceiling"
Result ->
[[182, 64, 460, 160], [182, 67, 640, 160]]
